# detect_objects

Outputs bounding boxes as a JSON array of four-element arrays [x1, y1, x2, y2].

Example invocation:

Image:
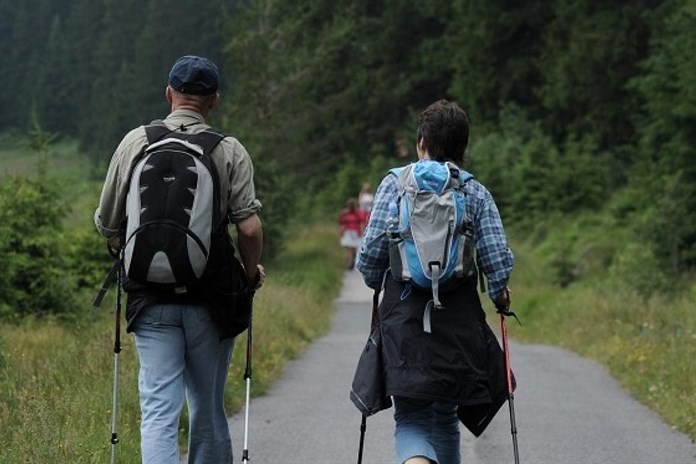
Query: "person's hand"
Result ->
[[250, 264, 265, 291], [107, 235, 122, 252], [493, 286, 512, 312]]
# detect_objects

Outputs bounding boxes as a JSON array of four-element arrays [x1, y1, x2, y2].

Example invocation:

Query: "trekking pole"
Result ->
[[356, 289, 381, 464], [242, 292, 255, 464], [497, 304, 521, 464], [110, 249, 123, 464], [357, 415, 367, 464]]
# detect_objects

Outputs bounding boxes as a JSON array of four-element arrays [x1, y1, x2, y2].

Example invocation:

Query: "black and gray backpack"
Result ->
[[123, 121, 225, 292]]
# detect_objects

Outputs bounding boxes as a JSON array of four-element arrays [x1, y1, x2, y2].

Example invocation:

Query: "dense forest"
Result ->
[[1, 0, 696, 308]]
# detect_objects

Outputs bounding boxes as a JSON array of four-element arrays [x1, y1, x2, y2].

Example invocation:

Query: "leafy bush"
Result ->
[[62, 225, 114, 291], [0, 175, 78, 316], [470, 105, 615, 231], [629, 2, 696, 272], [608, 242, 671, 299]]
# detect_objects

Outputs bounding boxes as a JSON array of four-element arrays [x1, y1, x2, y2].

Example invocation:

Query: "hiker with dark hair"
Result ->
[[355, 99, 514, 464], [95, 55, 265, 464]]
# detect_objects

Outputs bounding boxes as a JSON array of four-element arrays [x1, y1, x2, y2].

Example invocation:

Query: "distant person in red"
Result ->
[[338, 198, 364, 270]]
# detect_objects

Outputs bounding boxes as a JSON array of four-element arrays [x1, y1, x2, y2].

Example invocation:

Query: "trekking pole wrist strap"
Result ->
[[496, 304, 521, 325]]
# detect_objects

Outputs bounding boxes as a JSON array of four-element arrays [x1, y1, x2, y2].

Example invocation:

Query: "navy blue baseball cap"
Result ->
[[168, 55, 219, 95]]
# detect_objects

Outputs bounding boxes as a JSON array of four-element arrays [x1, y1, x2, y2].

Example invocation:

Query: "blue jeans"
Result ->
[[393, 396, 460, 464], [133, 303, 234, 464]]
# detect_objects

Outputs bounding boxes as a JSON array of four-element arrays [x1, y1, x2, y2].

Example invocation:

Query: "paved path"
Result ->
[[221, 270, 696, 464]]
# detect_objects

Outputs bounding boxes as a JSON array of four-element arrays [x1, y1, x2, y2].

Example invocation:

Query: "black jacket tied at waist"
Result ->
[[351, 273, 513, 436]]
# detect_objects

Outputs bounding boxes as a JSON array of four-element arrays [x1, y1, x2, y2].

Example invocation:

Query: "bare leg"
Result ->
[[405, 457, 432, 464]]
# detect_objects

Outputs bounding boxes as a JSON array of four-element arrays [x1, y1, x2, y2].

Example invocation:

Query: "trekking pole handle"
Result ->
[[495, 303, 521, 325]]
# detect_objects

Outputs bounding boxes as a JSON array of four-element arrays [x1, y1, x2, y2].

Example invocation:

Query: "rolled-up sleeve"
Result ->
[[220, 137, 262, 223]]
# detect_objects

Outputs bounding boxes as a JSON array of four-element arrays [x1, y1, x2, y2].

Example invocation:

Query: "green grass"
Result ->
[[1, 139, 99, 230], [0, 222, 345, 463], [508, 218, 696, 440], [1, 140, 82, 177]]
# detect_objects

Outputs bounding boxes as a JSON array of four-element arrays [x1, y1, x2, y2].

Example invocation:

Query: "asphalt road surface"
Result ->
[[191, 270, 696, 464]]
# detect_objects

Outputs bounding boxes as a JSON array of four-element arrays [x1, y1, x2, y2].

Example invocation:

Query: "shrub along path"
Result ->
[[190, 270, 696, 463]]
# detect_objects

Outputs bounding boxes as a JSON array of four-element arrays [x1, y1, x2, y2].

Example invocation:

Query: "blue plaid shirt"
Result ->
[[356, 164, 514, 301]]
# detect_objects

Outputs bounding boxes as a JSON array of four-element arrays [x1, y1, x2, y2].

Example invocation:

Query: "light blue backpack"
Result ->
[[387, 160, 476, 332]]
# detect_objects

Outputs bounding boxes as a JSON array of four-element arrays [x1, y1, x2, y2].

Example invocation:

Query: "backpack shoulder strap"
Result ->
[[389, 164, 415, 194], [144, 119, 172, 145], [191, 130, 226, 157], [388, 166, 403, 177], [443, 161, 474, 190], [459, 169, 474, 183]]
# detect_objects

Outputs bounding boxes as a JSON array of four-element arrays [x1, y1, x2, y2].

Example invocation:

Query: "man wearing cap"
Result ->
[[95, 55, 264, 464]]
